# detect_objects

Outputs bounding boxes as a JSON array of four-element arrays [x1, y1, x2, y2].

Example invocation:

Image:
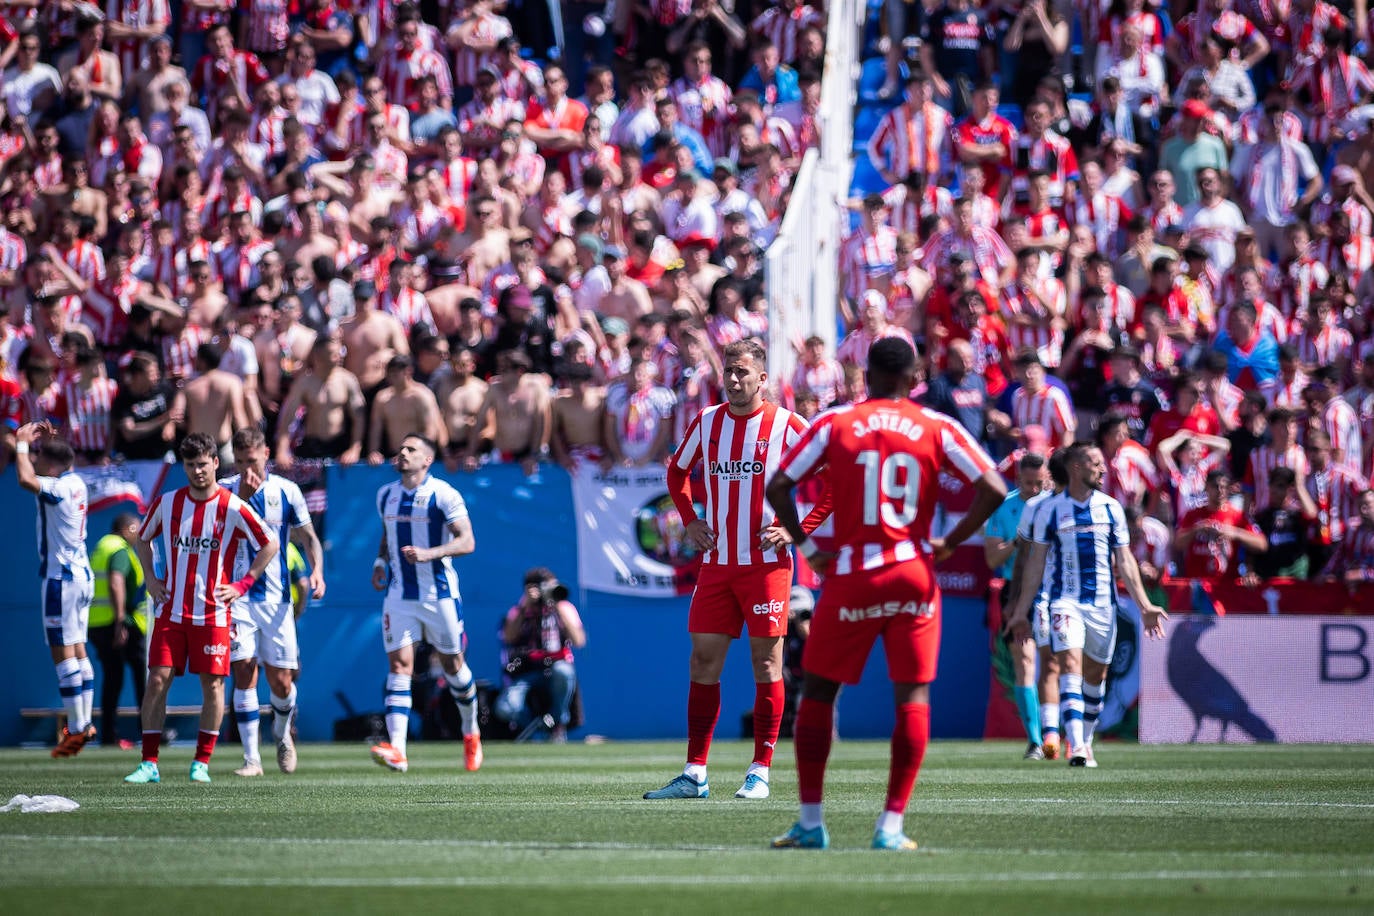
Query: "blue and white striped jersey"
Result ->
[[1027, 489, 1128, 610], [225, 473, 311, 607], [35, 471, 90, 580], [1016, 489, 1053, 607], [377, 475, 470, 602]]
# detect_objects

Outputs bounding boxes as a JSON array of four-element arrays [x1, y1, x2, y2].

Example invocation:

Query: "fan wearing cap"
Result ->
[[599, 243, 654, 324], [1160, 100, 1229, 208]]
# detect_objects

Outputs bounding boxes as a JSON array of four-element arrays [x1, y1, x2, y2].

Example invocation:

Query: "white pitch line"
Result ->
[[20, 869, 1373, 889], [929, 796, 1374, 810]]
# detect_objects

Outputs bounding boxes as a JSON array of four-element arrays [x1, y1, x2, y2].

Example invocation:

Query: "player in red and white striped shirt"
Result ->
[[644, 339, 808, 802], [866, 73, 950, 185], [1011, 350, 1076, 449], [127, 432, 278, 784], [764, 336, 1004, 849]]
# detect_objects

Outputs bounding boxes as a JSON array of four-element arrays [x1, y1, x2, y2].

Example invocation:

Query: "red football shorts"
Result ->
[[688, 561, 792, 639], [149, 619, 232, 677], [803, 560, 941, 685]]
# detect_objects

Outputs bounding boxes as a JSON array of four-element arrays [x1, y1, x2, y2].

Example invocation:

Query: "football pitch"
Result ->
[[1, 741, 1371, 914]]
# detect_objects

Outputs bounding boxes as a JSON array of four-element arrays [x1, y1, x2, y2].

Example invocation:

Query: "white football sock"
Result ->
[[799, 803, 824, 830], [272, 682, 297, 743], [446, 664, 478, 736], [384, 673, 412, 755], [55, 658, 83, 732], [233, 688, 260, 764], [876, 810, 903, 836], [78, 657, 95, 731]]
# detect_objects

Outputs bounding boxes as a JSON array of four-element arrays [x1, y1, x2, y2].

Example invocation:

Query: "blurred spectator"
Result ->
[[466, 349, 551, 475], [1248, 466, 1317, 581], [495, 568, 586, 743], [604, 359, 676, 467], [1177, 469, 1268, 582], [1319, 489, 1374, 585], [366, 355, 446, 464]]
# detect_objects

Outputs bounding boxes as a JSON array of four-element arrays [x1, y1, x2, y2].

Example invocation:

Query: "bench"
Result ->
[[21, 705, 271, 742]]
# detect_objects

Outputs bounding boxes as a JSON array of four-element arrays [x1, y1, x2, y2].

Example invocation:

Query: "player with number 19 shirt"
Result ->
[[766, 337, 1006, 852]]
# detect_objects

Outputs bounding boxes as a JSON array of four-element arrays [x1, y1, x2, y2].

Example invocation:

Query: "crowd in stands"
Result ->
[[1, 0, 1374, 587]]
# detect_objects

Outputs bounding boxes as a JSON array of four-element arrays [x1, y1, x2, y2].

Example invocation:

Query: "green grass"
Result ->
[[1, 741, 1372, 914]]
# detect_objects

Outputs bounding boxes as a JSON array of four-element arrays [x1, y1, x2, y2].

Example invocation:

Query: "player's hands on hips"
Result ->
[[1140, 603, 1168, 639], [400, 545, 431, 564], [213, 583, 243, 605], [757, 525, 792, 550], [684, 519, 716, 551], [804, 549, 835, 576], [928, 537, 953, 563]]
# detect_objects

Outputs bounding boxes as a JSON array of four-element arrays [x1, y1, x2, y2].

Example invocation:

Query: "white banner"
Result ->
[[570, 464, 702, 597], [77, 457, 174, 513], [1140, 615, 1374, 743]]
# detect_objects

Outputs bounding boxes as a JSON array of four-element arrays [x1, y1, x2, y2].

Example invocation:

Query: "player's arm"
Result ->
[[1003, 540, 1048, 637], [556, 600, 586, 649], [404, 519, 474, 562], [983, 517, 1017, 571], [372, 528, 389, 591], [275, 379, 305, 467], [133, 532, 166, 607], [1221, 522, 1267, 553], [12, 422, 45, 494], [932, 469, 1008, 560], [290, 521, 326, 599], [765, 469, 809, 557], [1114, 544, 1168, 639], [666, 415, 713, 550]]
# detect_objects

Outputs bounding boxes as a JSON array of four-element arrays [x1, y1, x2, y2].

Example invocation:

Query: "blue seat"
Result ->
[[998, 103, 1023, 130], [850, 154, 889, 198], [852, 105, 886, 152], [857, 58, 905, 104]]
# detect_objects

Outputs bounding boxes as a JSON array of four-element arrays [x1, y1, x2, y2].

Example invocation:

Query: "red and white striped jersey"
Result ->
[[1307, 464, 1368, 544], [840, 226, 899, 303], [669, 76, 733, 158], [1323, 396, 1363, 473], [81, 273, 140, 347], [213, 238, 272, 300], [436, 156, 478, 211], [779, 399, 995, 576], [240, 0, 291, 54], [162, 325, 211, 381], [376, 47, 454, 111], [1011, 385, 1074, 444], [181, 0, 231, 32], [449, 13, 511, 86], [1295, 323, 1354, 368], [1131, 514, 1172, 570], [705, 310, 769, 352], [1072, 191, 1133, 258], [1277, 256, 1329, 318], [1145, 201, 1184, 235], [1269, 368, 1310, 408], [57, 377, 118, 453], [921, 225, 1013, 287], [881, 183, 953, 236], [751, 5, 824, 63], [395, 200, 451, 252], [1291, 0, 1348, 61], [1097, 10, 1165, 58], [106, 0, 171, 77], [669, 401, 808, 567], [1002, 277, 1067, 367], [1315, 234, 1374, 286], [1173, 8, 1260, 64], [866, 101, 950, 180], [138, 484, 273, 626], [1292, 51, 1374, 143], [791, 358, 845, 410], [1104, 439, 1159, 508], [455, 95, 525, 149], [346, 102, 411, 152], [1310, 194, 1373, 240], [1008, 130, 1078, 207], [380, 287, 434, 333], [1245, 442, 1309, 507], [191, 51, 270, 123], [61, 240, 107, 286], [836, 325, 916, 370], [249, 105, 287, 156]]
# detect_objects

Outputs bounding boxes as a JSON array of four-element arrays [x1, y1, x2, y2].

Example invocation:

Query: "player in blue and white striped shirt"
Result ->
[[224, 427, 325, 777], [16, 423, 97, 758], [1004, 443, 1167, 767], [369, 433, 482, 774]]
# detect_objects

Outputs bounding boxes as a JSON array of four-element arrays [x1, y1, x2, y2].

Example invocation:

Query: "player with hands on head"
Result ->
[[15, 421, 98, 759], [765, 337, 1007, 851]]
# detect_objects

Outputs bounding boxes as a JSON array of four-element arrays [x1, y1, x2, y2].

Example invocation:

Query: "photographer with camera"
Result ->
[[494, 568, 587, 742]]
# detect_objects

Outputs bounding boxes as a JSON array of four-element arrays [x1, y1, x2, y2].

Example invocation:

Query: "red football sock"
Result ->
[[194, 729, 219, 765], [685, 681, 720, 766], [752, 679, 785, 767], [141, 730, 160, 764], [794, 696, 834, 805], [885, 702, 930, 814]]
